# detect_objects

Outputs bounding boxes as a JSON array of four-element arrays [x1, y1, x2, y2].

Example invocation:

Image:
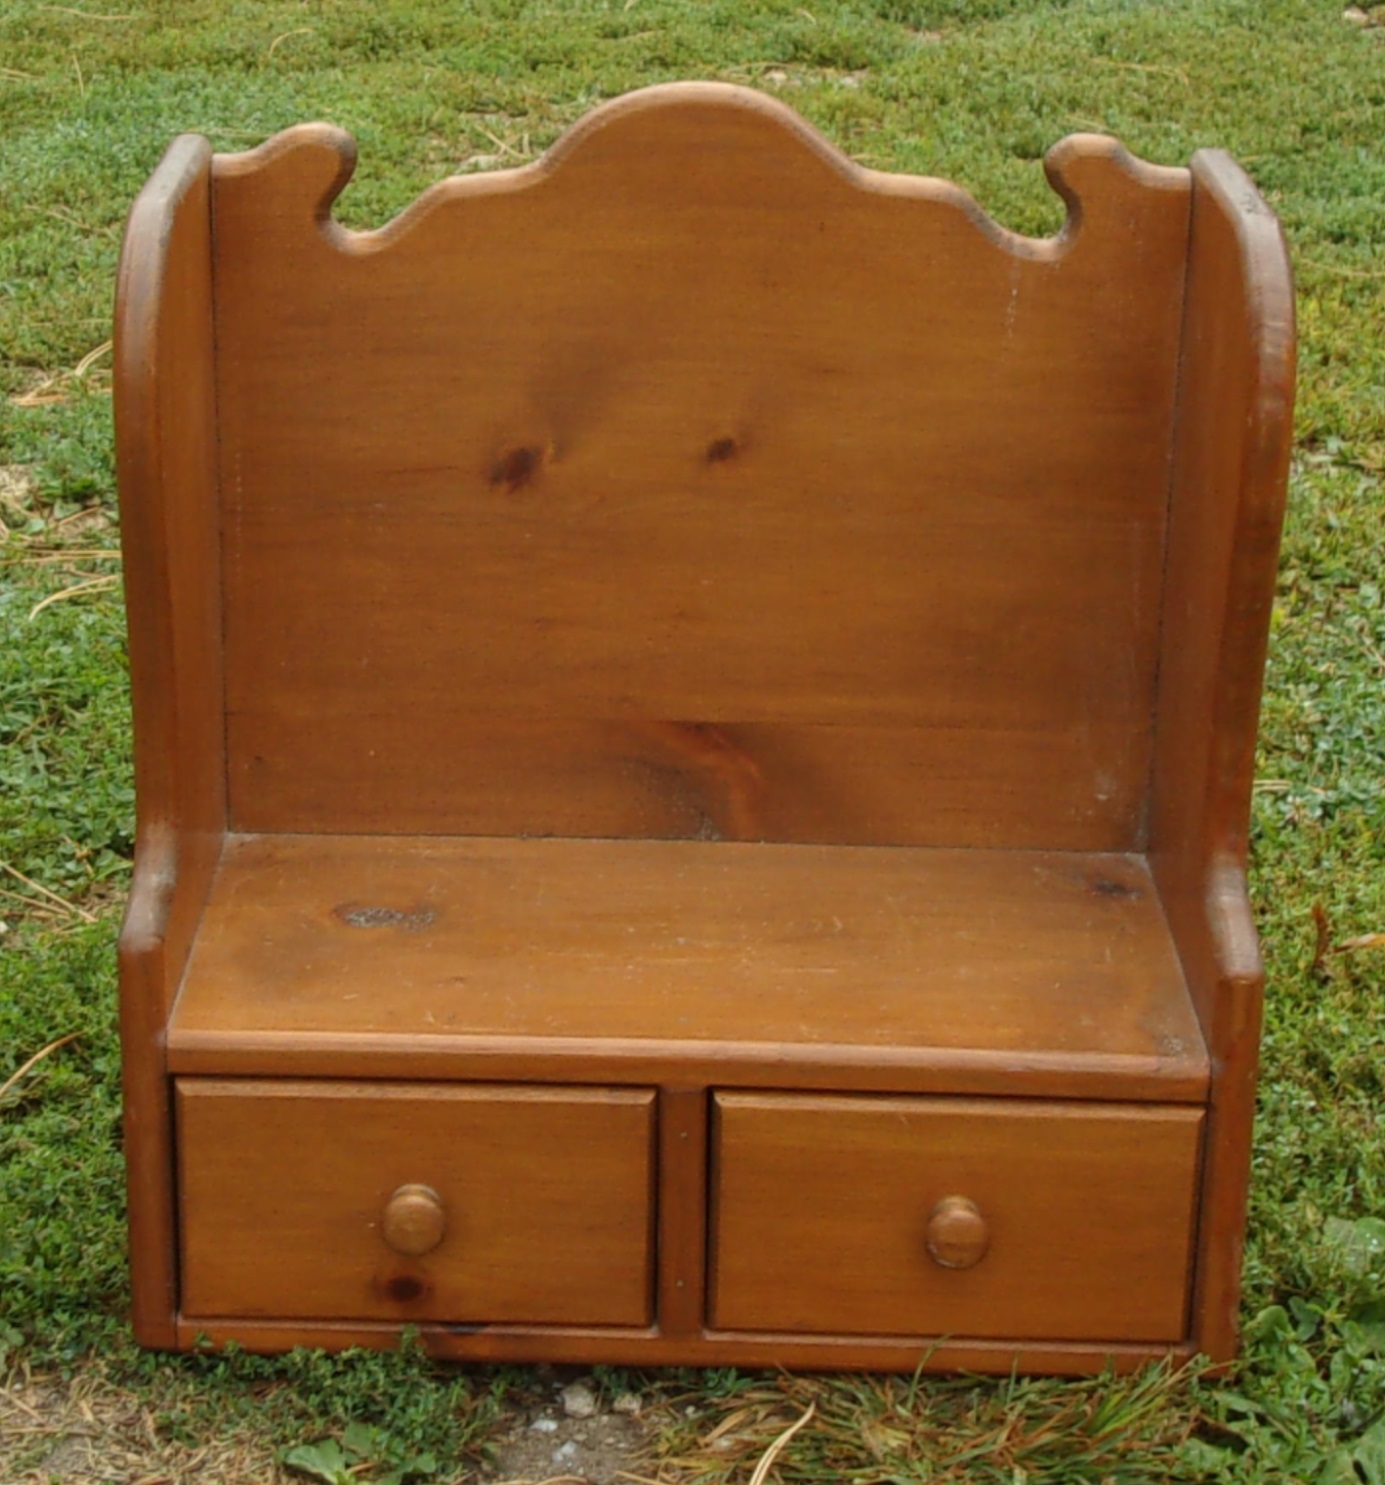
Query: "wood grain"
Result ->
[[1148, 150, 1296, 1361], [113, 134, 226, 1348], [167, 834, 1208, 1099], [711, 1093, 1203, 1342], [208, 84, 1192, 846], [228, 716, 1150, 851], [176, 1080, 655, 1326]]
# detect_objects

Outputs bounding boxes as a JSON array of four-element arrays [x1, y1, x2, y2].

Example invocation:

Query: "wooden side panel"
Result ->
[[210, 84, 1191, 847], [113, 135, 226, 1347], [1148, 150, 1295, 1360], [177, 1081, 655, 1326], [712, 1093, 1203, 1343]]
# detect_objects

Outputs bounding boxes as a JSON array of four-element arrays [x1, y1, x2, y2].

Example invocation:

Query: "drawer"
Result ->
[[712, 1093, 1202, 1343], [177, 1080, 654, 1326]]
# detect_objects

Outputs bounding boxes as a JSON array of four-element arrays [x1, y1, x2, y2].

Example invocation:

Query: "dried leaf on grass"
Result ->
[[1313, 900, 1334, 974], [1310, 901, 1385, 969]]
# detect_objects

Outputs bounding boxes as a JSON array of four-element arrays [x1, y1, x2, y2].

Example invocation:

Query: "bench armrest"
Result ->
[[1149, 148, 1295, 1359], [114, 134, 226, 1344]]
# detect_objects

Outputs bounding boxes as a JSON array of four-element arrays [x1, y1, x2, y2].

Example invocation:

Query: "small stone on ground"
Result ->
[[560, 1380, 598, 1419]]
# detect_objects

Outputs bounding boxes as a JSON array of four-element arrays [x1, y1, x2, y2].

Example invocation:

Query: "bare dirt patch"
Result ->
[[480, 1378, 652, 1485]]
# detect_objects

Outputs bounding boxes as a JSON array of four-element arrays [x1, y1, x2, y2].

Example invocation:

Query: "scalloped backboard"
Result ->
[[209, 84, 1193, 848]]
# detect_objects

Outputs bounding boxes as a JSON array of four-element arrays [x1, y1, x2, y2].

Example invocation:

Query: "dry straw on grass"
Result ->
[[0, 1365, 287, 1484], [0, 464, 121, 620], [0, 861, 98, 925], [649, 1366, 1199, 1485], [7, 341, 111, 409], [0, 1031, 83, 1105], [0, 1362, 1203, 1485]]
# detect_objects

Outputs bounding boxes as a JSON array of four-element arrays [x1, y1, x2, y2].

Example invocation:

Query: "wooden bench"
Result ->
[[115, 82, 1295, 1372]]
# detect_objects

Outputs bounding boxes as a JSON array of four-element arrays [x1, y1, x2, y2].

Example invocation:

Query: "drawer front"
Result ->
[[712, 1093, 1202, 1343], [177, 1080, 654, 1326]]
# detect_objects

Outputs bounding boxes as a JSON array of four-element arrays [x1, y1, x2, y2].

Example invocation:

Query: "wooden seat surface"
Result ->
[[168, 834, 1207, 1099]]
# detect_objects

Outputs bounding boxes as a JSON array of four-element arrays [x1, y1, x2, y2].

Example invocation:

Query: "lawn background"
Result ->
[[2, 1, 1384, 1481]]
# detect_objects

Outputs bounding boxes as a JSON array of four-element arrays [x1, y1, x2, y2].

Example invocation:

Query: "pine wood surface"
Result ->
[[208, 84, 1191, 848], [711, 1093, 1202, 1343], [166, 834, 1208, 1098], [176, 1080, 655, 1326]]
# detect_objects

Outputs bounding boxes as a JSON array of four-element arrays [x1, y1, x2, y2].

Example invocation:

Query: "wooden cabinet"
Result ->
[[114, 82, 1293, 1369]]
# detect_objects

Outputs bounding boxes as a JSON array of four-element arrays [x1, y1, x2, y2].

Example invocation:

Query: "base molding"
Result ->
[[174, 1317, 1195, 1375]]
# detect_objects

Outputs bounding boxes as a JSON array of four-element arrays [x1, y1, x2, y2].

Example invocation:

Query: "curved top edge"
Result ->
[[115, 135, 216, 873], [208, 83, 1189, 262], [131, 132, 213, 206], [117, 132, 212, 406], [1189, 148, 1296, 388], [121, 134, 211, 276], [215, 120, 357, 192], [118, 134, 212, 390], [1043, 132, 1188, 212], [542, 81, 861, 181], [1188, 149, 1297, 873]]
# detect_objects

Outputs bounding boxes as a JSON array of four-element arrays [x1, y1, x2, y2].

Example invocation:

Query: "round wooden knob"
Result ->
[[381, 1184, 445, 1256], [925, 1195, 989, 1270]]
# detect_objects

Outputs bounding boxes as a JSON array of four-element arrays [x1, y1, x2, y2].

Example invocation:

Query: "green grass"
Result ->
[[2, 1, 1384, 1481]]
